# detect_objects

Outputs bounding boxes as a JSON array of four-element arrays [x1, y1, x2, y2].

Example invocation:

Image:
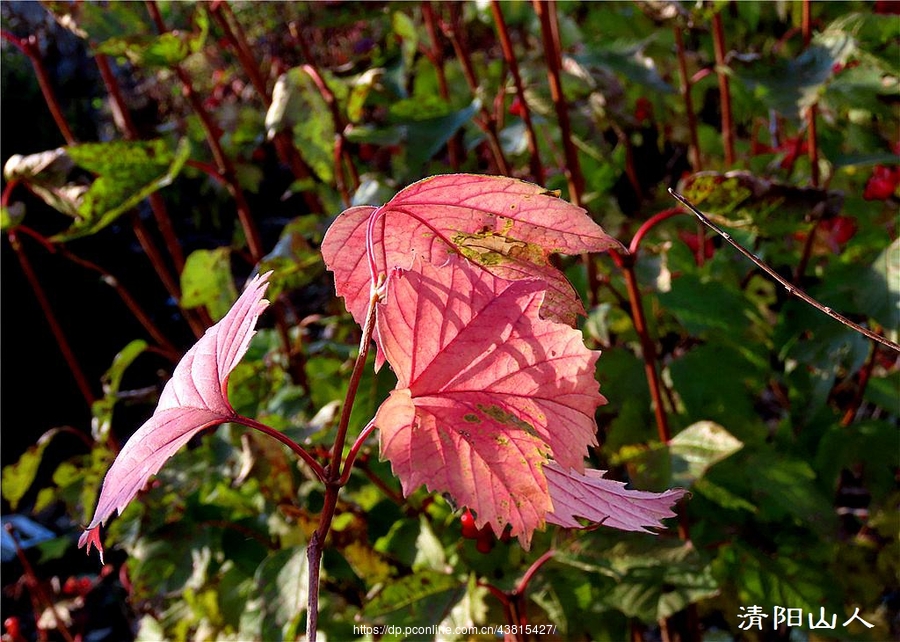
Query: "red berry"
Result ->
[[509, 96, 526, 118], [864, 165, 900, 201], [4, 617, 20, 638], [460, 509, 479, 539], [475, 535, 495, 554]]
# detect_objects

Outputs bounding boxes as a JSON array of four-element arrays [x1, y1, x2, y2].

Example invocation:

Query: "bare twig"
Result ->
[[491, 0, 544, 183], [711, 13, 735, 166], [8, 231, 96, 406], [669, 189, 900, 354]]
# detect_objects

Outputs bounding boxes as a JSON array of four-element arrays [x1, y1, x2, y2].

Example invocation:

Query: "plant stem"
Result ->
[[443, 3, 510, 175], [421, 1, 462, 170], [670, 189, 900, 353], [94, 53, 187, 274], [711, 12, 735, 166], [673, 24, 702, 172], [306, 289, 379, 640], [289, 22, 360, 192], [491, 0, 545, 183], [628, 208, 684, 255], [15, 227, 181, 361], [612, 250, 671, 442], [533, 0, 583, 204], [8, 231, 96, 406], [795, 0, 821, 282], [236, 414, 326, 482], [145, 0, 265, 263], [4, 524, 76, 642], [0, 31, 77, 145], [533, 0, 671, 445]]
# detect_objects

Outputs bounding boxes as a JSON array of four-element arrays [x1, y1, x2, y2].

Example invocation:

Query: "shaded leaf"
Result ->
[[255, 546, 308, 641], [364, 569, 461, 618], [374, 256, 605, 548], [78, 273, 271, 562], [52, 139, 191, 241]]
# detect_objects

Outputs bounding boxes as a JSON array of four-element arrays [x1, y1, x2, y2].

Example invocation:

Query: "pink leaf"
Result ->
[[373, 256, 606, 549], [78, 272, 271, 560], [322, 174, 623, 331], [545, 463, 687, 532]]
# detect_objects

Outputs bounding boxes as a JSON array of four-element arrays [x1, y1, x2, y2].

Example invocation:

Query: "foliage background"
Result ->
[[1, 1, 897, 641]]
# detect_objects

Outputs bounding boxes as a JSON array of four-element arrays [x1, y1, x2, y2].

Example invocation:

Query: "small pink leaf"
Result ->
[[322, 174, 623, 331], [78, 272, 271, 560], [373, 256, 606, 549], [545, 463, 687, 532]]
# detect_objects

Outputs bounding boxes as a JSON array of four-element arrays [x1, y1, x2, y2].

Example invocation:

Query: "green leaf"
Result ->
[[364, 570, 461, 618], [659, 273, 757, 338], [257, 218, 325, 300], [266, 67, 336, 182], [577, 38, 674, 94], [669, 421, 744, 487], [744, 452, 835, 527], [734, 34, 855, 120], [864, 372, 900, 417], [2, 429, 62, 510], [180, 248, 237, 321], [1, 203, 25, 231], [255, 546, 309, 641], [91, 339, 148, 441], [714, 542, 841, 614], [559, 534, 718, 623], [52, 138, 191, 241], [404, 99, 480, 171]]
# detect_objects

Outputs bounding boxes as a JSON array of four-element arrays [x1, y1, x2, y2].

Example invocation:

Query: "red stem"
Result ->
[[491, 0, 545, 183], [442, 3, 510, 175], [673, 24, 702, 171], [533, 0, 583, 204], [8, 231, 96, 406], [145, 0, 265, 263], [306, 287, 380, 641], [612, 250, 671, 443], [15, 226, 180, 360], [628, 208, 685, 255], [236, 414, 326, 482], [711, 13, 735, 166], [4, 33, 77, 145], [421, 2, 462, 170]]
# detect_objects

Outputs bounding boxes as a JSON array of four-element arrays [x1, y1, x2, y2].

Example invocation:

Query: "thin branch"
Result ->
[[669, 189, 900, 354], [711, 13, 735, 166], [673, 24, 701, 171], [307, 287, 380, 641], [236, 414, 326, 482], [145, 0, 264, 263], [442, 3, 510, 175], [1, 32, 77, 145], [421, 1, 462, 169], [491, 0, 545, 183], [8, 231, 95, 406]]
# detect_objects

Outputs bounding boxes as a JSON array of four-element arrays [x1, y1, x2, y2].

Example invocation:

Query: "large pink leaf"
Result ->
[[373, 255, 606, 549], [544, 464, 687, 532], [78, 272, 271, 563], [321, 174, 623, 331]]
